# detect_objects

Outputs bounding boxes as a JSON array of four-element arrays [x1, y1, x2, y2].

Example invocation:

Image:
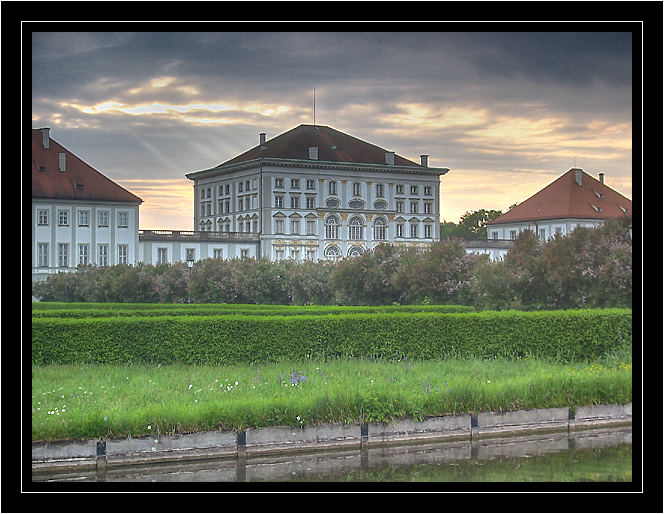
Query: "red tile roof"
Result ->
[[218, 124, 422, 167], [487, 168, 632, 225], [32, 129, 142, 204]]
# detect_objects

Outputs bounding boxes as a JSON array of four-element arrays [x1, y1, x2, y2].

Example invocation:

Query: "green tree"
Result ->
[[441, 209, 503, 239]]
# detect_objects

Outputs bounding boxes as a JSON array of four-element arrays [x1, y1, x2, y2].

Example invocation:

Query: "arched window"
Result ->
[[348, 216, 364, 240], [324, 245, 341, 261], [325, 215, 339, 239], [373, 216, 387, 241], [348, 246, 364, 257]]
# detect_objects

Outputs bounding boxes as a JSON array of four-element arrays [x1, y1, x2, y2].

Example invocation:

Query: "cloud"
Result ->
[[30, 31, 633, 230]]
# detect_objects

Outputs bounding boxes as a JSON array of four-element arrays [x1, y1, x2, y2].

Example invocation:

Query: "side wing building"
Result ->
[[31, 128, 143, 280]]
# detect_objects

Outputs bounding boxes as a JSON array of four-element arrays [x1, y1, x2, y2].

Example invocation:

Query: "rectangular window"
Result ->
[[225, 201, 230, 213], [492, 231, 498, 240], [58, 243, 69, 267], [291, 220, 300, 235], [410, 185, 418, 195], [424, 224, 432, 238], [118, 212, 128, 228], [306, 196, 316, 210], [275, 249, 284, 261], [510, 230, 518, 240], [396, 201, 404, 213], [410, 202, 418, 214], [213, 248, 223, 259], [78, 210, 90, 227], [98, 211, 109, 228], [225, 184, 230, 195], [98, 244, 109, 266], [374, 225, 387, 241], [375, 183, 384, 198], [290, 196, 300, 209], [306, 179, 316, 190], [156, 247, 167, 265], [238, 182, 243, 193], [218, 200, 224, 214], [290, 178, 300, 189], [38, 243, 49, 267], [185, 248, 195, 262], [275, 195, 284, 208], [306, 220, 316, 235], [410, 223, 418, 238], [328, 181, 337, 195], [424, 185, 432, 195], [245, 180, 250, 192], [539, 229, 546, 241], [424, 202, 432, 214], [238, 220, 244, 233], [240, 249, 249, 259], [325, 222, 339, 240], [58, 210, 69, 226], [306, 249, 316, 261], [396, 184, 404, 194], [396, 223, 404, 237], [38, 209, 49, 225], [78, 244, 89, 265], [352, 182, 361, 196], [275, 219, 284, 234], [118, 244, 128, 264], [275, 177, 284, 188], [290, 248, 300, 261], [349, 223, 363, 240]]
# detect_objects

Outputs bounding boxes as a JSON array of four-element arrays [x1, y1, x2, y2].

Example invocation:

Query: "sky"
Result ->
[[31, 30, 634, 230]]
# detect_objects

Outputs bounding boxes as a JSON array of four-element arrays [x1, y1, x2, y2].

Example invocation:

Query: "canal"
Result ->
[[32, 426, 631, 483]]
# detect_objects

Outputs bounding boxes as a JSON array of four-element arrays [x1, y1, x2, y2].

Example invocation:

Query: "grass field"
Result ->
[[32, 351, 632, 442]]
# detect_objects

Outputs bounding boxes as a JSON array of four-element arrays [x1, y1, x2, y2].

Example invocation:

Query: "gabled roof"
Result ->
[[32, 128, 142, 204], [487, 168, 632, 225], [219, 124, 421, 167]]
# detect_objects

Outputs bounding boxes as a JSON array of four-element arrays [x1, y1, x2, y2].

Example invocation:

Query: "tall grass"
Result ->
[[32, 353, 632, 442]]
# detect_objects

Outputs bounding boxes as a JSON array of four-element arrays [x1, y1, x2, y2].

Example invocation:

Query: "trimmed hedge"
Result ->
[[32, 309, 632, 365], [31, 303, 476, 319]]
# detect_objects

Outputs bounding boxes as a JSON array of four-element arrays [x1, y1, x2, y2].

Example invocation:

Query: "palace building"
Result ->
[[32, 125, 448, 279], [184, 124, 449, 261]]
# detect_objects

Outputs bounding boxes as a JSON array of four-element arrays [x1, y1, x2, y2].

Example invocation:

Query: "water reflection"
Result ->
[[33, 426, 631, 483]]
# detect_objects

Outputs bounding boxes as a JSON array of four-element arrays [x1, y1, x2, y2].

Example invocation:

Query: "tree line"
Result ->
[[32, 217, 632, 310]]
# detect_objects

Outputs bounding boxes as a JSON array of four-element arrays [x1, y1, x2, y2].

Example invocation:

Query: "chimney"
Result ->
[[385, 151, 395, 165], [574, 168, 583, 186], [308, 146, 319, 160], [598, 172, 605, 184], [42, 127, 50, 149], [259, 132, 266, 145], [59, 152, 66, 172], [420, 154, 429, 167]]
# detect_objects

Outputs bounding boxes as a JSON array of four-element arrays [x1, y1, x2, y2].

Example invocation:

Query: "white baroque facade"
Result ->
[[185, 124, 449, 261]]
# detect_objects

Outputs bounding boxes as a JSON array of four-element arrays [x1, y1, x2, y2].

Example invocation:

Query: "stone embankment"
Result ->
[[32, 403, 631, 474]]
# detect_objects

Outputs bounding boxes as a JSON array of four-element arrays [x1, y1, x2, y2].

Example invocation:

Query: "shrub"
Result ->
[[32, 309, 632, 366]]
